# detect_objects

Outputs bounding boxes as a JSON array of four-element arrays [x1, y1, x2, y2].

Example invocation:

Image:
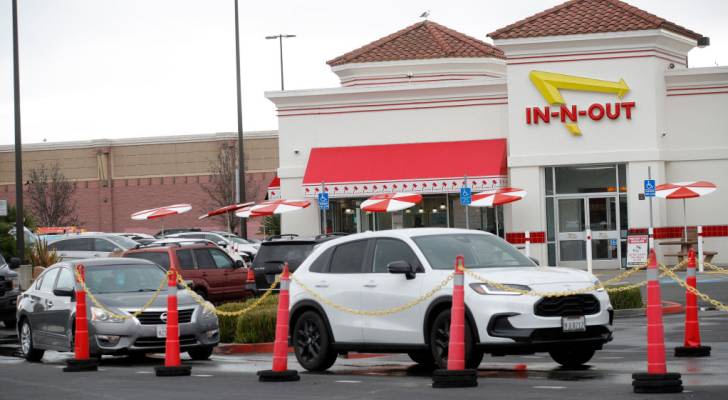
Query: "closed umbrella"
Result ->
[[469, 188, 527, 235], [655, 181, 717, 240], [131, 204, 192, 236], [361, 193, 423, 230], [198, 202, 254, 233]]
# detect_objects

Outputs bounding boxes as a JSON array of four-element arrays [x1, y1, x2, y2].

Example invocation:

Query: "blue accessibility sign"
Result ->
[[318, 192, 329, 210], [644, 179, 656, 197], [460, 187, 472, 206]]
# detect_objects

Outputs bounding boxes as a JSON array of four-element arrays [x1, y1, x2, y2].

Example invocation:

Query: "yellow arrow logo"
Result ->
[[529, 71, 630, 135]]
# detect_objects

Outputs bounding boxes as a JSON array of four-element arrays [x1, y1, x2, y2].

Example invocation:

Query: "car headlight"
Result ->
[[201, 302, 216, 317], [593, 279, 605, 292], [469, 282, 531, 295], [91, 306, 126, 323]]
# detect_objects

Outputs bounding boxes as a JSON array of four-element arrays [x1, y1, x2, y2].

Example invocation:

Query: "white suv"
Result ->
[[288, 228, 613, 371]]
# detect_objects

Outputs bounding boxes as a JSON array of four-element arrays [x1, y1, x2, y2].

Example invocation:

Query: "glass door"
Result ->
[[588, 197, 620, 267], [557, 198, 586, 264], [557, 196, 621, 268]]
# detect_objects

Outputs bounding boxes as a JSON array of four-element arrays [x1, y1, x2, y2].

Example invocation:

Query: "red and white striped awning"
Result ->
[[655, 181, 717, 199], [361, 193, 422, 212], [131, 204, 192, 220]]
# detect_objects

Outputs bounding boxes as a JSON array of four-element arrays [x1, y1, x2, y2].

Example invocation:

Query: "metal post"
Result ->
[[648, 166, 653, 233], [697, 225, 704, 273], [464, 175, 469, 230], [278, 35, 284, 91], [321, 182, 327, 235], [525, 231, 531, 257], [234, 0, 247, 239], [586, 229, 593, 274], [12, 0, 25, 260], [682, 199, 688, 241]]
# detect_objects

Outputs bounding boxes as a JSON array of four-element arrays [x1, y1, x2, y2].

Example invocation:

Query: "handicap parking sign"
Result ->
[[460, 187, 472, 205], [644, 180, 656, 197], [318, 192, 329, 210]]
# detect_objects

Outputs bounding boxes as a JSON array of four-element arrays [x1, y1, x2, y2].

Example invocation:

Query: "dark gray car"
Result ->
[[16, 258, 219, 361]]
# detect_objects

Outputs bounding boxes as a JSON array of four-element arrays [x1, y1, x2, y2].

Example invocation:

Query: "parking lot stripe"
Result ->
[[336, 380, 362, 383], [533, 386, 566, 390], [193, 374, 213, 377]]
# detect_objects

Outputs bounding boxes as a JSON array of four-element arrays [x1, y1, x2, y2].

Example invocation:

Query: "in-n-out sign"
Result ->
[[526, 70, 636, 136]]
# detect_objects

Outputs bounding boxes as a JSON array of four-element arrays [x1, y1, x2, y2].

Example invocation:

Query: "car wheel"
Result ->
[[187, 346, 214, 360], [549, 346, 596, 368], [19, 320, 44, 362], [429, 310, 483, 370], [408, 350, 436, 367], [3, 318, 16, 329], [293, 311, 337, 371]]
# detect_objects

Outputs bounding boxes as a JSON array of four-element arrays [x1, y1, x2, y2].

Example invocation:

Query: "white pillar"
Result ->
[[525, 231, 531, 258], [586, 229, 593, 274], [697, 225, 704, 273]]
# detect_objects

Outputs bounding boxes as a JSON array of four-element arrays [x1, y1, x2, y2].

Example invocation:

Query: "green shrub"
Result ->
[[607, 285, 643, 310], [217, 295, 279, 343]]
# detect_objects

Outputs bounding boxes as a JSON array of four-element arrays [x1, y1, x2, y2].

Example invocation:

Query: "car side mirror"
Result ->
[[217, 241, 228, 248], [387, 260, 417, 280], [529, 256, 540, 266], [234, 259, 245, 269], [8, 257, 21, 270], [53, 288, 75, 297]]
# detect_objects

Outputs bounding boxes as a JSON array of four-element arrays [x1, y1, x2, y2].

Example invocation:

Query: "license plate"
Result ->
[[561, 316, 586, 332], [156, 325, 167, 338]]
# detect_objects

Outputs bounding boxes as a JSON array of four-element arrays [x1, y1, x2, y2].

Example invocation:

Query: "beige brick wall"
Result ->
[[0, 148, 99, 183]]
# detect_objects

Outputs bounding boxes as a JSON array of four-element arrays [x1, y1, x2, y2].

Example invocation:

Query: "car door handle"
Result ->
[[315, 281, 329, 288], [363, 281, 377, 288], [93, 254, 101, 257]]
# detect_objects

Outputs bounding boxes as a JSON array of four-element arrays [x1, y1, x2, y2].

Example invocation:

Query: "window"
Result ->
[[413, 234, 533, 270], [94, 239, 117, 252], [329, 240, 367, 274], [309, 247, 333, 273], [180, 233, 204, 239], [204, 234, 224, 243], [51, 238, 93, 252], [194, 249, 216, 270], [210, 249, 233, 269], [55, 268, 75, 291], [177, 250, 195, 270], [39, 268, 59, 292], [372, 239, 419, 273], [125, 252, 171, 270]]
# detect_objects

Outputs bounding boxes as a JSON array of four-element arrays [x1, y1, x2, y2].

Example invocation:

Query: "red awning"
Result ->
[[267, 175, 281, 200], [302, 139, 508, 198]]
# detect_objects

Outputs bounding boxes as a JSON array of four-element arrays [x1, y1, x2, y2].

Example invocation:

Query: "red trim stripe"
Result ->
[[279, 96, 508, 113], [666, 85, 728, 92], [506, 48, 683, 61], [507, 54, 685, 66], [667, 90, 728, 97], [279, 101, 508, 117], [341, 73, 501, 84]]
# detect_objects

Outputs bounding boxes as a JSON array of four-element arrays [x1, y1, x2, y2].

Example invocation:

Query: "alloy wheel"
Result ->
[[296, 319, 321, 363], [432, 317, 450, 364], [20, 322, 31, 355]]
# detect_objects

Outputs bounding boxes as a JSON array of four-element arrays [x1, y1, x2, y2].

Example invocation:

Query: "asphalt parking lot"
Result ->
[[1, 312, 727, 400]]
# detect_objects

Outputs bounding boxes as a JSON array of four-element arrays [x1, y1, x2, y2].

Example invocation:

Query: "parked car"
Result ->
[[288, 228, 613, 372], [252, 235, 340, 293], [165, 232, 259, 260], [48, 234, 139, 261], [112, 232, 156, 241], [16, 258, 219, 361], [0, 255, 21, 328], [146, 238, 246, 263], [122, 242, 251, 302]]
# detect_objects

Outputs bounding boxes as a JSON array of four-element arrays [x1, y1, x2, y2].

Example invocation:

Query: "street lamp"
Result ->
[[265, 34, 296, 90], [234, 0, 247, 239], [12, 0, 25, 259]]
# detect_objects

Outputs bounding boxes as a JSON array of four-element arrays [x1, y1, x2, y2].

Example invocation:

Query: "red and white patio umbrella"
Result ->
[[235, 199, 311, 218], [131, 204, 192, 236], [198, 202, 254, 232], [469, 188, 527, 235], [655, 181, 717, 239], [361, 193, 423, 212]]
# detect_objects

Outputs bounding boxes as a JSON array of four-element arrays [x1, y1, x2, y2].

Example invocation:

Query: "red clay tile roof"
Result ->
[[488, 0, 703, 41], [327, 20, 505, 66]]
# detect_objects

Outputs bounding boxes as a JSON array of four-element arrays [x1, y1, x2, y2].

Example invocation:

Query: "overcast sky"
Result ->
[[1, 0, 727, 145]]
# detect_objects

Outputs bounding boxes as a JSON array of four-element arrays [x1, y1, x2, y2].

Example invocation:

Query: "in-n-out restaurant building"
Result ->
[[266, 0, 728, 268]]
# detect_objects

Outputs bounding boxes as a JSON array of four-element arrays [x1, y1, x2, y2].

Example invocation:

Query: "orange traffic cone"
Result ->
[[64, 264, 98, 372], [632, 250, 682, 393], [258, 263, 299, 382], [675, 249, 711, 357], [155, 269, 191, 376], [432, 256, 477, 388]]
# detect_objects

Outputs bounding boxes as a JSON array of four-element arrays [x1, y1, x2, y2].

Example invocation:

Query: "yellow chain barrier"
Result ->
[[290, 273, 455, 316], [175, 272, 281, 317], [704, 262, 728, 274], [658, 264, 728, 312], [75, 268, 167, 320]]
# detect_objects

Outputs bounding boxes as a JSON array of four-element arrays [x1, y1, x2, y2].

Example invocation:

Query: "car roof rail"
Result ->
[[314, 232, 350, 240], [136, 242, 182, 249], [265, 233, 299, 241]]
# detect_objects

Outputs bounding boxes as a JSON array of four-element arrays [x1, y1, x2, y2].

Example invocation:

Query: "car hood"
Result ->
[[460, 266, 595, 287], [93, 290, 197, 310]]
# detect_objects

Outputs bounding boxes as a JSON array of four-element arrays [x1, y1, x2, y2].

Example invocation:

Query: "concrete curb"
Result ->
[[614, 301, 684, 319], [214, 343, 384, 358]]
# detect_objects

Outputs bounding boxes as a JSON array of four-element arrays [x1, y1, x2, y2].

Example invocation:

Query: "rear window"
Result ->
[[125, 252, 171, 270], [253, 243, 315, 269]]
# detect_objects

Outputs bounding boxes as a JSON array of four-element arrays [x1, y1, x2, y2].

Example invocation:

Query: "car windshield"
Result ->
[[254, 243, 314, 268], [84, 263, 167, 294], [108, 235, 140, 249], [413, 234, 534, 269]]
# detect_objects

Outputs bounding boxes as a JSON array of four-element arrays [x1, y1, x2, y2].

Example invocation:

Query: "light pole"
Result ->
[[12, 0, 25, 260], [234, 0, 247, 239], [265, 34, 296, 90]]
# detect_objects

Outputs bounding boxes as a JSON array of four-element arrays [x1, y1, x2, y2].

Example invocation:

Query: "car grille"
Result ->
[[534, 294, 600, 317], [134, 335, 197, 348], [133, 308, 194, 325]]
